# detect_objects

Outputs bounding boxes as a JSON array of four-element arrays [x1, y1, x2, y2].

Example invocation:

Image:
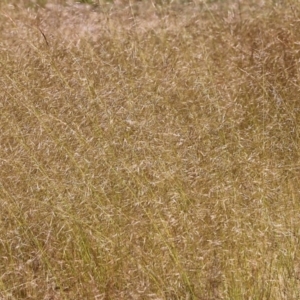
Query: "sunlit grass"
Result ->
[[1, 0, 300, 299]]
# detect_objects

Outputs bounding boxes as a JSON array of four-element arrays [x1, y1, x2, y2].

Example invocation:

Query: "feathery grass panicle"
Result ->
[[1, 0, 300, 299]]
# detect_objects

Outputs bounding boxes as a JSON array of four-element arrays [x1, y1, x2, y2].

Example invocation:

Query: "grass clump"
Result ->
[[1, 0, 300, 299]]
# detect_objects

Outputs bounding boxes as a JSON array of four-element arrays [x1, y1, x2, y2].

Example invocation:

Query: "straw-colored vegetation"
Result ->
[[1, 0, 300, 299]]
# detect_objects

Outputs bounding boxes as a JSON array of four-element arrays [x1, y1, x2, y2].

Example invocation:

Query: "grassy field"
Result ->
[[1, 0, 300, 299]]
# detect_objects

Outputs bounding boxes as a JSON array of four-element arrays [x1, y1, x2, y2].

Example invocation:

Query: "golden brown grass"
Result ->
[[1, 0, 300, 299]]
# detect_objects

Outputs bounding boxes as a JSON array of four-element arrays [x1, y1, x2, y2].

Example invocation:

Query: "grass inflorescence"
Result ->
[[1, 0, 300, 299]]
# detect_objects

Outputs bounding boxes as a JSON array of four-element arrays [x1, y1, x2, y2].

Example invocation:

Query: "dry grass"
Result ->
[[1, 0, 300, 299]]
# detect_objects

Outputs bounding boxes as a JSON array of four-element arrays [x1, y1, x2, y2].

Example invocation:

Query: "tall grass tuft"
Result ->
[[1, 0, 300, 299]]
